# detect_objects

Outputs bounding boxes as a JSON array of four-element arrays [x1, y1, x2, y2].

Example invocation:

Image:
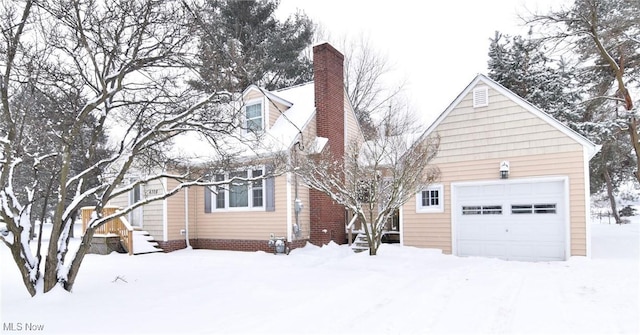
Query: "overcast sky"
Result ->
[[278, 0, 568, 123]]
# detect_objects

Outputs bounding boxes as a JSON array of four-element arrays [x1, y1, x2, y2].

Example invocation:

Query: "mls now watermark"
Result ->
[[3, 322, 45, 332]]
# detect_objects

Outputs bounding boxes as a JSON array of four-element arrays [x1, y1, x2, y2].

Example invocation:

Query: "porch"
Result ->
[[81, 206, 162, 255]]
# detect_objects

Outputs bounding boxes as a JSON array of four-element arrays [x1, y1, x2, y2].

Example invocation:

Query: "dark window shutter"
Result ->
[[204, 187, 212, 213], [265, 165, 275, 212]]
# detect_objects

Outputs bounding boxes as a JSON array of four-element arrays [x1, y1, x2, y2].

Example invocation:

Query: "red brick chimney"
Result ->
[[310, 43, 346, 246]]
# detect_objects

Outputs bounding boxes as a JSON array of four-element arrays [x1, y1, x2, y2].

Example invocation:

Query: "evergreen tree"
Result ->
[[191, 0, 315, 92], [528, 0, 640, 184], [487, 31, 582, 130], [487, 28, 637, 220]]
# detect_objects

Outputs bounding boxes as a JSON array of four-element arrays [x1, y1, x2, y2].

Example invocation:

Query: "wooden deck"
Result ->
[[81, 206, 134, 255]]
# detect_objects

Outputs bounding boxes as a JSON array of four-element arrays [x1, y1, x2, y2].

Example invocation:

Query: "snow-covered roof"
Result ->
[[359, 132, 423, 167], [169, 82, 317, 164]]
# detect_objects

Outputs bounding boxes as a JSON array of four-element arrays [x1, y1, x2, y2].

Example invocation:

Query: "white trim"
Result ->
[[562, 177, 571, 261], [451, 184, 458, 254], [184, 186, 190, 248], [162, 177, 168, 242], [584, 147, 592, 258], [286, 172, 293, 242], [128, 182, 144, 228], [399, 206, 404, 246], [211, 167, 266, 211], [243, 97, 266, 134], [243, 85, 293, 108], [416, 184, 445, 213], [450, 176, 570, 260]]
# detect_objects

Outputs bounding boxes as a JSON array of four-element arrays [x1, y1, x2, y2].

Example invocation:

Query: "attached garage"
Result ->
[[453, 178, 568, 261], [401, 74, 600, 260]]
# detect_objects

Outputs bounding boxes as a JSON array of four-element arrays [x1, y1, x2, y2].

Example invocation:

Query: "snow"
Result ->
[[1, 216, 638, 334], [131, 230, 163, 254], [168, 82, 317, 163]]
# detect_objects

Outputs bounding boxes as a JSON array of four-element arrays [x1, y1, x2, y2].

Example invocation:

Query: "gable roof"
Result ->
[[420, 74, 600, 160], [169, 82, 318, 164]]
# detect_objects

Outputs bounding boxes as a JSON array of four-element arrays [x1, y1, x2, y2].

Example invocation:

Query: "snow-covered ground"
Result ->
[[1, 216, 638, 335]]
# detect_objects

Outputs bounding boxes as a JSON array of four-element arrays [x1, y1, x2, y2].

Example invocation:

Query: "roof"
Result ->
[[359, 133, 423, 167], [419, 74, 600, 160], [169, 82, 317, 164]]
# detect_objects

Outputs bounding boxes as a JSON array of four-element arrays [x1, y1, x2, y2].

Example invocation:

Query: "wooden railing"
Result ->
[[81, 206, 134, 255]]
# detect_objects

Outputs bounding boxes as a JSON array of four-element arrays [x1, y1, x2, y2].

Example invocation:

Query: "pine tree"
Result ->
[[487, 26, 638, 219], [528, 0, 640, 184], [190, 0, 315, 92], [487, 31, 583, 130]]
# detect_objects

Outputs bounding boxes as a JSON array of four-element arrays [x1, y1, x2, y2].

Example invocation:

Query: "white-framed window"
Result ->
[[416, 184, 444, 213], [511, 204, 557, 214], [245, 101, 263, 133], [210, 168, 265, 211], [462, 205, 503, 215]]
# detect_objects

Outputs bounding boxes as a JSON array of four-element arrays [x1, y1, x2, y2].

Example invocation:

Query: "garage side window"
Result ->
[[511, 204, 557, 214], [416, 184, 444, 213]]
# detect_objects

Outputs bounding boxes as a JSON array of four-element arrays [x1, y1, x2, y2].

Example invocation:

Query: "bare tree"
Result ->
[[0, 0, 258, 296], [295, 105, 439, 255], [313, 30, 407, 140], [528, 0, 640, 183]]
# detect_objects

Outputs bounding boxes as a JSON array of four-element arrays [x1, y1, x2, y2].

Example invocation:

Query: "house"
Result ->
[[106, 43, 365, 252], [102, 43, 599, 262], [402, 74, 599, 261]]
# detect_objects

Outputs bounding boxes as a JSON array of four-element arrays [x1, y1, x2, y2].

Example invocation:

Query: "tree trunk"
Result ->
[[63, 228, 95, 292], [629, 118, 640, 184], [603, 167, 621, 224], [8, 238, 37, 297]]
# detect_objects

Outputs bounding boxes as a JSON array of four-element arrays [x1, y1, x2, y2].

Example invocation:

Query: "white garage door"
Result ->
[[454, 179, 567, 261]]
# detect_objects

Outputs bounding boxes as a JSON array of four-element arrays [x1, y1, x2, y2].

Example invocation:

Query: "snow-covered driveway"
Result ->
[[1, 222, 638, 335]]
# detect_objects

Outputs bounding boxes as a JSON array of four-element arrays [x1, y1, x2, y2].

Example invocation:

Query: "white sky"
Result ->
[[278, 0, 567, 124]]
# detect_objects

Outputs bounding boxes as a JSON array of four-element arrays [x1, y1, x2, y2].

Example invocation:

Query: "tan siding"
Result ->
[[300, 115, 318, 149], [107, 179, 165, 241], [434, 87, 578, 163], [268, 99, 289, 129], [404, 84, 588, 257], [192, 175, 288, 240], [139, 179, 165, 240], [165, 178, 186, 242], [294, 180, 311, 240], [108, 192, 128, 209], [344, 93, 364, 147]]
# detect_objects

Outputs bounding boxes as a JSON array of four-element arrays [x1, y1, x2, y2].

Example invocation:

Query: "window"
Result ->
[[245, 102, 263, 132], [416, 184, 444, 213], [208, 168, 265, 211], [252, 169, 263, 207], [215, 174, 225, 209], [229, 171, 248, 207], [511, 204, 557, 214], [462, 205, 503, 215], [132, 184, 142, 203]]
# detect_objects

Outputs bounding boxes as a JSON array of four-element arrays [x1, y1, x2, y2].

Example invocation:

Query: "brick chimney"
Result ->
[[310, 43, 346, 246]]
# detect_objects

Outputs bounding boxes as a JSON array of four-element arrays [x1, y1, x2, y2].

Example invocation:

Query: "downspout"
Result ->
[[286, 172, 293, 243], [184, 187, 191, 249], [286, 150, 293, 243], [293, 147, 302, 239]]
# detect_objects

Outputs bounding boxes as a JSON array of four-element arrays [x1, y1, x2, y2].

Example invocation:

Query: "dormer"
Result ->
[[242, 85, 293, 133]]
